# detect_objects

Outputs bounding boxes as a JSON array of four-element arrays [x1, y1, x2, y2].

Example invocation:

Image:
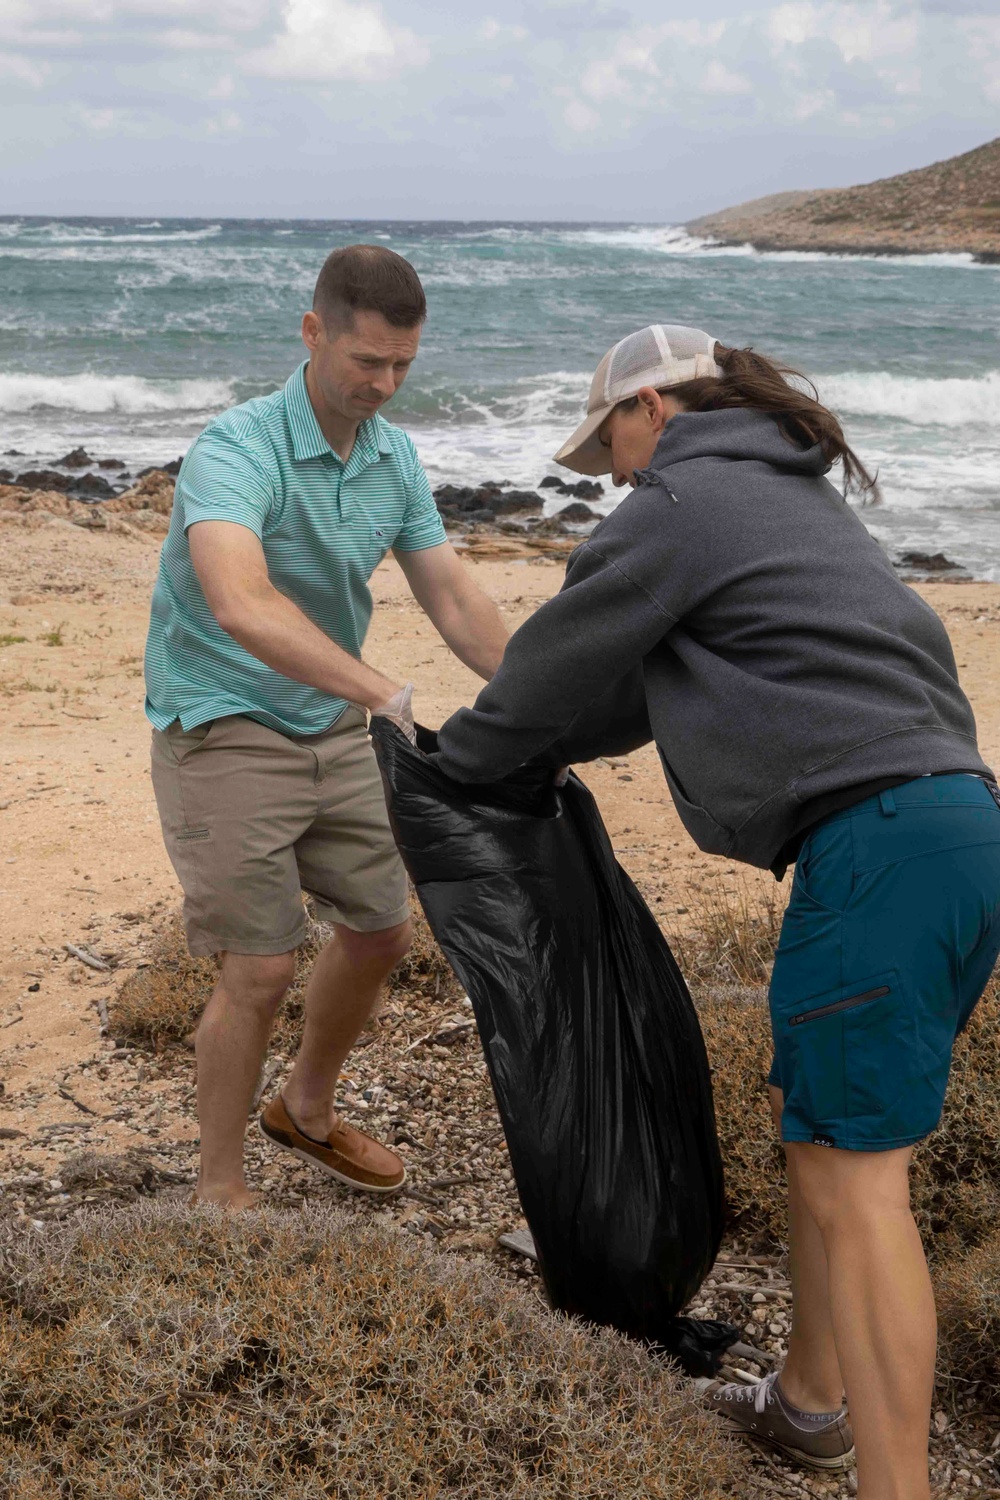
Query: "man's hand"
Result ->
[[394, 542, 509, 681], [371, 682, 416, 744], [188, 520, 401, 710]]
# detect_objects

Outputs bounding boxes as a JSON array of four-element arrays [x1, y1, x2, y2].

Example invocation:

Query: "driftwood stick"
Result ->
[[250, 1056, 283, 1114], [711, 1282, 792, 1300], [58, 1086, 98, 1116], [64, 943, 110, 972]]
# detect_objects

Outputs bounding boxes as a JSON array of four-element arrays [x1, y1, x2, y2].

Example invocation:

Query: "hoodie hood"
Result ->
[[641, 407, 832, 481]]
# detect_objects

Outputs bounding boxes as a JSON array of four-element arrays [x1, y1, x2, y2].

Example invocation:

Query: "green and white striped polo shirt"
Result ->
[[144, 361, 447, 736]]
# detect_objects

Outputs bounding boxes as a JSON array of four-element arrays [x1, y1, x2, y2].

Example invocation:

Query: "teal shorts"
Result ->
[[768, 774, 1000, 1151]]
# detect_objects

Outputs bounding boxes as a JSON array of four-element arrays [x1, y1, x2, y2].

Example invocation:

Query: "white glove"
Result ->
[[372, 682, 416, 745]]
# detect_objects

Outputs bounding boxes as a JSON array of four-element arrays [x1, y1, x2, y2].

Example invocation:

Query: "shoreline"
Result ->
[[695, 234, 1000, 265], [0, 444, 990, 583]]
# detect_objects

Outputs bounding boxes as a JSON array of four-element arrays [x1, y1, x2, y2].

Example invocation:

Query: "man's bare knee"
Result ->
[[335, 918, 413, 972], [217, 950, 297, 1016]]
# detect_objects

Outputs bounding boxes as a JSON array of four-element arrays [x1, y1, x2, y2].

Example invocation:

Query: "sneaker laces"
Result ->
[[718, 1371, 778, 1411], [753, 1371, 780, 1415]]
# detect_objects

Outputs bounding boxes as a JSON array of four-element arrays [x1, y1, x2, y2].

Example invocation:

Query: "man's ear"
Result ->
[[302, 310, 322, 353]]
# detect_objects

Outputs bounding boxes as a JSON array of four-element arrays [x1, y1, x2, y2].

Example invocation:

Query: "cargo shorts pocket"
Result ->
[[778, 968, 916, 1142]]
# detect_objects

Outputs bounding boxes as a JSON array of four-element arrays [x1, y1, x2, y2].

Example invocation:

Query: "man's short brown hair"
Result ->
[[313, 244, 426, 332]]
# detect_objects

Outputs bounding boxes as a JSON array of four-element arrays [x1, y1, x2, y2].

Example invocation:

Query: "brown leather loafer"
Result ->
[[259, 1094, 406, 1194]]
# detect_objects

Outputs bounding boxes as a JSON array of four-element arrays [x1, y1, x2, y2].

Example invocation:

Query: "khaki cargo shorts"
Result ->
[[150, 709, 410, 957]]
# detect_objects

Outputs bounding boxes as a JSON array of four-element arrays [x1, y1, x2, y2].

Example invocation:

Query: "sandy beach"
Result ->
[[2, 508, 999, 1151]]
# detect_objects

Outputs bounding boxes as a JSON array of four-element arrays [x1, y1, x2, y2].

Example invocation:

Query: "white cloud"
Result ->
[[244, 0, 428, 83], [563, 97, 601, 133], [579, 32, 660, 102], [152, 28, 236, 50], [702, 59, 752, 94], [0, 48, 47, 84]]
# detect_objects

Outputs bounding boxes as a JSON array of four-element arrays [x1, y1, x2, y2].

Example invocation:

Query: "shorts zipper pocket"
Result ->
[[789, 985, 890, 1028]]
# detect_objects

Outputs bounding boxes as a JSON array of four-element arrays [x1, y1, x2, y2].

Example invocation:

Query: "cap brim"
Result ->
[[553, 405, 614, 477]]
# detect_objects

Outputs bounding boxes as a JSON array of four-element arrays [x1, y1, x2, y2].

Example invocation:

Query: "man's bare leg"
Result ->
[[195, 949, 297, 1208], [768, 1086, 845, 1413], [280, 918, 412, 1141], [788, 1139, 935, 1500]]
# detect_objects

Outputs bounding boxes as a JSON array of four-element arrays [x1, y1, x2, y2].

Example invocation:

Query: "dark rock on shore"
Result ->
[[57, 447, 90, 469], [555, 501, 601, 523], [540, 476, 605, 499], [138, 457, 184, 478], [896, 550, 968, 576], [433, 483, 542, 519], [71, 473, 119, 499], [433, 476, 608, 540], [16, 468, 72, 492]]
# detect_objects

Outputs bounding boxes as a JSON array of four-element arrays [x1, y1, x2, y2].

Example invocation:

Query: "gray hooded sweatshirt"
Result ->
[[432, 408, 990, 871]]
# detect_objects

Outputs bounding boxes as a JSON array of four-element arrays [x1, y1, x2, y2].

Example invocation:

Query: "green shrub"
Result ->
[[0, 1202, 755, 1500]]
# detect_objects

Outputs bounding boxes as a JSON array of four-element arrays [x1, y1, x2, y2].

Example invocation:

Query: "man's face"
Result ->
[[302, 307, 422, 424]]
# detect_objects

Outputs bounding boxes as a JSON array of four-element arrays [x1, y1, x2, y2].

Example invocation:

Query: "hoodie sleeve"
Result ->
[[430, 513, 679, 784]]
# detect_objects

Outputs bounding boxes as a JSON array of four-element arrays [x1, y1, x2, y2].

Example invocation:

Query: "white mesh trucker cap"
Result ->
[[554, 324, 722, 476]]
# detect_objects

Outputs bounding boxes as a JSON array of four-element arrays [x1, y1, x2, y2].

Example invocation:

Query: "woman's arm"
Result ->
[[431, 537, 675, 783]]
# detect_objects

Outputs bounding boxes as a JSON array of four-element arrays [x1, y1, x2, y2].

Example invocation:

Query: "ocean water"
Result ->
[[1, 216, 998, 578]]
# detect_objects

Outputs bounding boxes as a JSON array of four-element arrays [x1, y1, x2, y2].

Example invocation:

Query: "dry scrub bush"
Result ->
[[699, 975, 1000, 1254], [696, 986, 787, 1246], [669, 882, 783, 988], [112, 901, 455, 1052], [935, 1230, 1000, 1412], [0, 1201, 754, 1500]]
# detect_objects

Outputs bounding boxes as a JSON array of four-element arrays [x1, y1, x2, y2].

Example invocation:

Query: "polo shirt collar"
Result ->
[[285, 361, 394, 464]]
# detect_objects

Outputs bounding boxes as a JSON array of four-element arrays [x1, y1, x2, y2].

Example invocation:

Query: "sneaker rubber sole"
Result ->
[[716, 1414, 856, 1471], [258, 1116, 407, 1195]]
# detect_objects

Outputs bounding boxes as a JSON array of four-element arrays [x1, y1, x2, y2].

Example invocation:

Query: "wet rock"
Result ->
[[896, 550, 967, 574], [540, 476, 604, 499], [16, 469, 72, 492], [97, 457, 126, 471], [56, 447, 92, 469], [555, 501, 600, 523], [138, 457, 184, 479], [490, 490, 543, 516], [0, 469, 12, 484], [70, 473, 118, 499]]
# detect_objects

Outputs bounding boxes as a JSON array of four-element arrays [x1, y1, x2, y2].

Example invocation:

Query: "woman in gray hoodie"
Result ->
[[430, 326, 1000, 1500]]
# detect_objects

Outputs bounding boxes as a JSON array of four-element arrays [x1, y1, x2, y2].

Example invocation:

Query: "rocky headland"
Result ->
[[688, 136, 1000, 260]]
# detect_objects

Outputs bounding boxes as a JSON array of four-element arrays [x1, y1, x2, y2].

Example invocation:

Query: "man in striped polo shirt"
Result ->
[[145, 245, 509, 1209]]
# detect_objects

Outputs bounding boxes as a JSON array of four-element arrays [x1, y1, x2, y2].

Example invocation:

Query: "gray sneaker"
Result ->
[[709, 1370, 855, 1471]]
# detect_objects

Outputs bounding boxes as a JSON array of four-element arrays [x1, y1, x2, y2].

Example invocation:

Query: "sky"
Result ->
[[0, 0, 997, 220]]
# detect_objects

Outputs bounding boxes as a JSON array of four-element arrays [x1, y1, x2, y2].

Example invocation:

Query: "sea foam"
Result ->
[[0, 373, 234, 415], [821, 370, 1000, 427]]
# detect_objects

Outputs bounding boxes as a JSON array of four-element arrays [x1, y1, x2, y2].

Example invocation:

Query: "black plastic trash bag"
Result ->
[[372, 720, 738, 1375]]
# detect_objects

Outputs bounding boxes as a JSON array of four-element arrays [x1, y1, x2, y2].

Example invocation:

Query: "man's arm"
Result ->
[[394, 541, 509, 681], [188, 520, 402, 710]]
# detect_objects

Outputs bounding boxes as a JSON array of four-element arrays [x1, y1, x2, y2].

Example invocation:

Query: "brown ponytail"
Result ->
[[644, 343, 880, 503]]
